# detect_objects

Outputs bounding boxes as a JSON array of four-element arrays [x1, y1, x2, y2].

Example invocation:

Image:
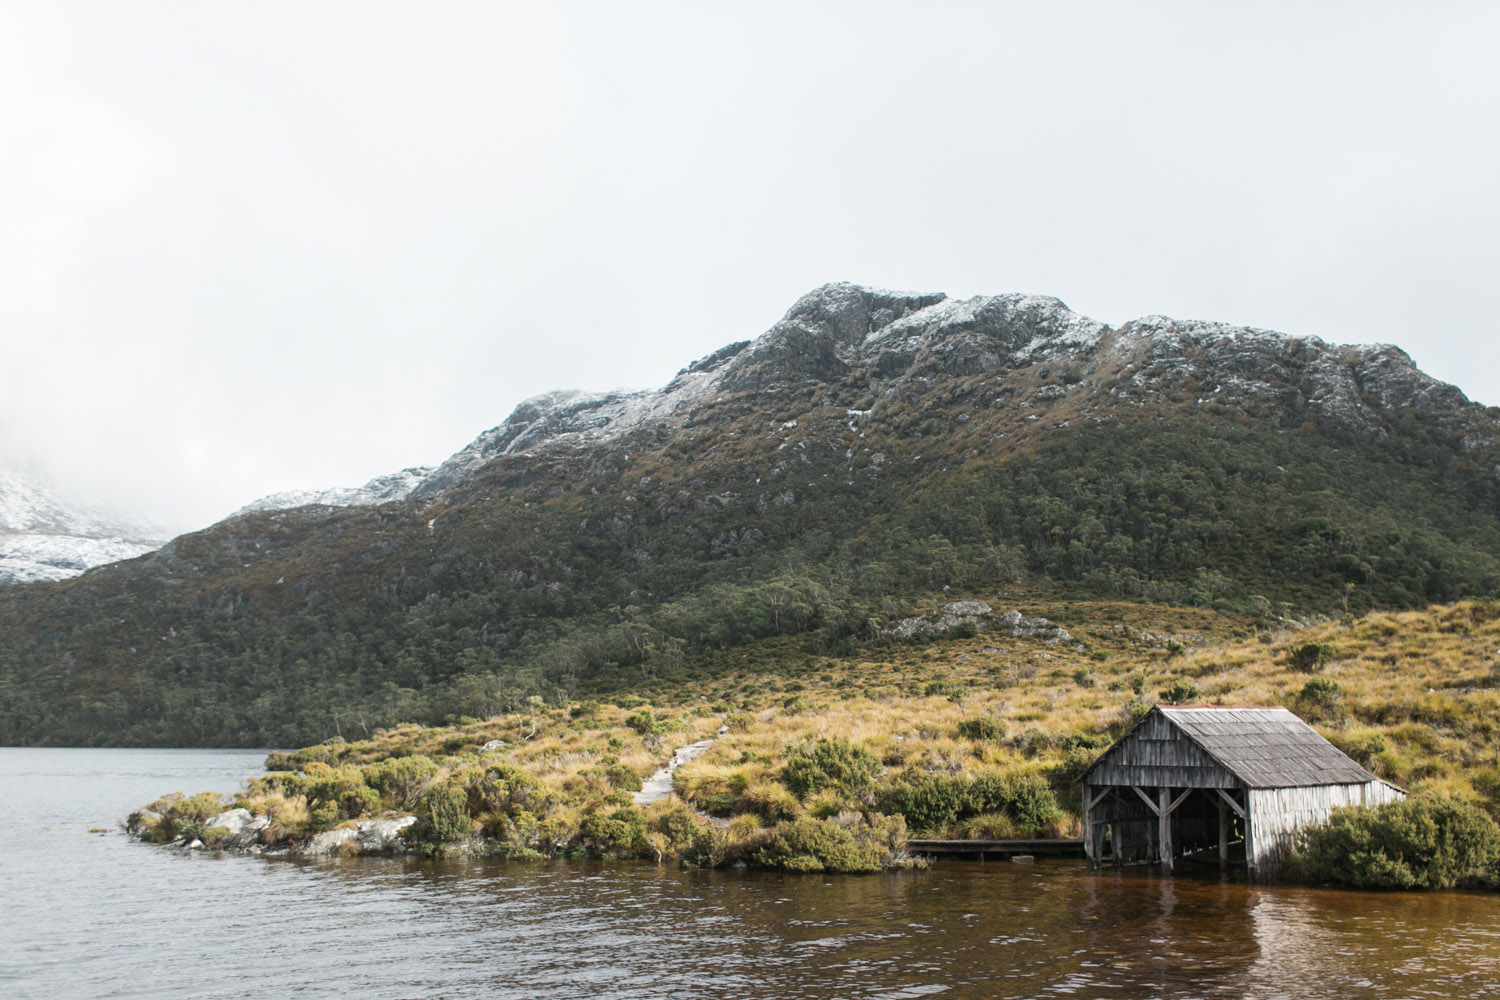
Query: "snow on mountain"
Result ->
[[415, 283, 1113, 492], [416, 281, 1486, 496], [0, 466, 166, 584], [233, 466, 433, 518], [12, 280, 1473, 586]]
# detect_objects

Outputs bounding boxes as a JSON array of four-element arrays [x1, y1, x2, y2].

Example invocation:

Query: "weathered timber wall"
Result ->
[[1247, 780, 1405, 876], [1086, 712, 1239, 790]]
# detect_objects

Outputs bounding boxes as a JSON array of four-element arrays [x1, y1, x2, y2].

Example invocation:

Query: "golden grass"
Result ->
[[245, 599, 1500, 841]]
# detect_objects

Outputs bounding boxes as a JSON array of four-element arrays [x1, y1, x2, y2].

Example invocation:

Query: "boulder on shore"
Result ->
[[304, 816, 418, 856]]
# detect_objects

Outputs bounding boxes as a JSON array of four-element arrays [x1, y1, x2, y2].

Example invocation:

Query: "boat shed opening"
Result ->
[[1081, 705, 1404, 880]]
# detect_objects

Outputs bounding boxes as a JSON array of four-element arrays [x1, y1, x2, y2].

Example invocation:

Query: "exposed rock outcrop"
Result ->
[[292, 816, 418, 856], [886, 601, 993, 640], [997, 611, 1073, 645], [134, 807, 417, 857]]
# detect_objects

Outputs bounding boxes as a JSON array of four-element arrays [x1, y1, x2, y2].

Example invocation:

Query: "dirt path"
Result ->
[[632, 738, 716, 806]]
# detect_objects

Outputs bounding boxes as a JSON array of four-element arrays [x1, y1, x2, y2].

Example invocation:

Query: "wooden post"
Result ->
[[1158, 787, 1172, 872], [1083, 785, 1110, 867], [1217, 798, 1229, 867], [1215, 788, 1248, 872], [1083, 782, 1094, 865]]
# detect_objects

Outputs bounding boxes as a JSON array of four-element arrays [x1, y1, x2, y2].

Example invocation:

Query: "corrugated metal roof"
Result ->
[[1154, 706, 1377, 788]]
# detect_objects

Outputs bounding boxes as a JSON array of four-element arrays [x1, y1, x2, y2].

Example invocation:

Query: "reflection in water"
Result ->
[[4, 749, 1500, 999], [276, 858, 1500, 1000]]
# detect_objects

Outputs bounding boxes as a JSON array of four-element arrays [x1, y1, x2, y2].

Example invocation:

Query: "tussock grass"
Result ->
[[140, 598, 1500, 861]]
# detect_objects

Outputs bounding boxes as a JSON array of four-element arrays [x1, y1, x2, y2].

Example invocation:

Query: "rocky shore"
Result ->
[[127, 805, 419, 858]]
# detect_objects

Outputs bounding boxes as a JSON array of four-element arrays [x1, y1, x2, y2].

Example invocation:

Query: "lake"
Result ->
[[3, 747, 1499, 999]]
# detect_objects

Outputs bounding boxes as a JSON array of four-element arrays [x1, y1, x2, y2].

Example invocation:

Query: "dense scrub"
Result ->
[[1291, 797, 1500, 889], [130, 600, 1500, 878], [133, 726, 919, 871]]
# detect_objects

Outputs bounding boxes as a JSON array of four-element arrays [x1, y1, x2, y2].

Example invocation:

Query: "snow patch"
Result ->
[[233, 467, 433, 518], [0, 465, 165, 584]]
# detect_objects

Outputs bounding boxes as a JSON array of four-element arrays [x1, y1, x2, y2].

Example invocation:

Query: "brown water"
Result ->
[[4, 748, 1500, 999]]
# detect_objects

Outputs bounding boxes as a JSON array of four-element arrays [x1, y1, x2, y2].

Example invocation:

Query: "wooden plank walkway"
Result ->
[[907, 838, 1086, 860]]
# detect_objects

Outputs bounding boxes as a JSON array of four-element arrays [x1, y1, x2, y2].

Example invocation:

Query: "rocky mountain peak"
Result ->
[[777, 282, 951, 344], [719, 284, 1105, 391], [1100, 316, 1476, 435], [1345, 344, 1469, 414], [405, 284, 1490, 497], [718, 283, 945, 391]]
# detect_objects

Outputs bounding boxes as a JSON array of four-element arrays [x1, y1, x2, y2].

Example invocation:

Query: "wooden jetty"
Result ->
[[907, 838, 1085, 860]]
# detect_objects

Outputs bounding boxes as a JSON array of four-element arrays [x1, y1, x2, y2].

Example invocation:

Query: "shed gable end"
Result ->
[[1085, 712, 1240, 790]]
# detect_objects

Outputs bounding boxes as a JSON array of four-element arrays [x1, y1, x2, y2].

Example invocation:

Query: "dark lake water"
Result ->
[[3, 747, 1500, 999]]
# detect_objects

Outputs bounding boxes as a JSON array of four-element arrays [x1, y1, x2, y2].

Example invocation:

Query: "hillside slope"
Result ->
[[2, 283, 1498, 746]]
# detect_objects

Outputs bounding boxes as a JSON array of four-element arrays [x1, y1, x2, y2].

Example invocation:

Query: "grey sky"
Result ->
[[3, 2, 1497, 532]]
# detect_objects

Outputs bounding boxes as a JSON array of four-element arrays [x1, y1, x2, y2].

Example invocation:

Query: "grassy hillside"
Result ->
[[6, 280, 1500, 749], [134, 600, 1500, 871], [4, 389, 1499, 747]]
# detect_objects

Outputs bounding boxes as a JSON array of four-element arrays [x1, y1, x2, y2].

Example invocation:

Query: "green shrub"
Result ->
[[956, 716, 1005, 742], [1290, 642, 1335, 672], [308, 799, 340, 828], [625, 709, 681, 740], [967, 771, 1061, 835], [877, 770, 969, 832], [1006, 773, 1062, 833], [1062, 732, 1110, 753], [1158, 680, 1200, 705], [946, 620, 980, 640], [723, 711, 755, 732], [682, 815, 775, 869], [1354, 732, 1388, 761], [602, 762, 643, 792], [923, 681, 963, 699], [139, 792, 229, 842], [754, 817, 880, 873], [364, 755, 438, 809], [1293, 796, 1500, 889], [420, 783, 474, 844], [647, 801, 703, 853], [464, 762, 555, 825], [625, 709, 658, 735], [682, 827, 733, 868], [1049, 745, 1100, 794], [1014, 727, 1056, 757], [780, 736, 880, 800], [300, 763, 381, 821], [264, 740, 348, 772], [1300, 677, 1343, 706], [578, 806, 648, 858]]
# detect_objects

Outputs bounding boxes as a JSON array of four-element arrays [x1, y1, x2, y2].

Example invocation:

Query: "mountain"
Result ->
[[2, 282, 1498, 746], [232, 467, 434, 518], [0, 466, 165, 584], [0, 458, 429, 586]]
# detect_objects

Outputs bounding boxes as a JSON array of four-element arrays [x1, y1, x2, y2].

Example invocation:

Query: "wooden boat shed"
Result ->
[[1081, 706, 1403, 879]]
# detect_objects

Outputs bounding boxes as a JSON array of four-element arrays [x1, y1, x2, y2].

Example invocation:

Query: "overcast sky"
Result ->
[[3, 1, 1497, 532]]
